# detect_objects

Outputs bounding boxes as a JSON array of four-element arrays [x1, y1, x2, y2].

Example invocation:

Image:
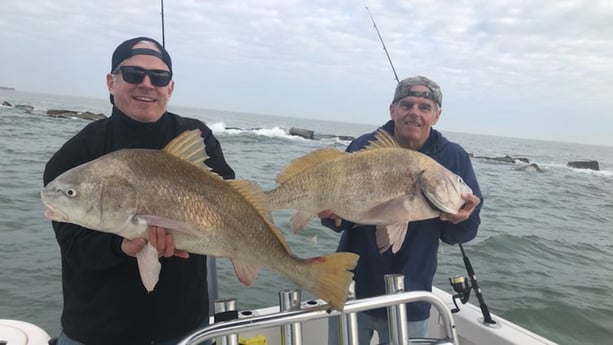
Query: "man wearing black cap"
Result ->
[[44, 37, 234, 345], [322, 76, 482, 344]]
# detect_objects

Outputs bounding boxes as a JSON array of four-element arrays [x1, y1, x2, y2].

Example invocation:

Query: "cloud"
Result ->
[[1, 0, 612, 146]]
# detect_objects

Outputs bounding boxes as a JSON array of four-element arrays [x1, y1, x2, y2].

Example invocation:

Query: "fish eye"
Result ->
[[457, 177, 465, 184], [66, 188, 78, 198]]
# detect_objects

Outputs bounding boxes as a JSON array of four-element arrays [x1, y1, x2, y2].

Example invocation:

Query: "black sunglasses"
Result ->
[[115, 66, 172, 87]]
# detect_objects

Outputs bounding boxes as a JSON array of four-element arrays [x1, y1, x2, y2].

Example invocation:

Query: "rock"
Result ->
[[289, 127, 314, 140], [15, 104, 34, 113], [337, 135, 355, 141], [47, 109, 106, 121], [76, 111, 107, 121], [567, 160, 599, 171], [515, 163, 543, 172], [2, 101, 12, 107], [472, 155, 530, 164]]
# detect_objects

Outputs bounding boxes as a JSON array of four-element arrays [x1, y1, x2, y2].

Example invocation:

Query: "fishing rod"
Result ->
[[365, 6, 399, 83], [160, 0, 166, 47], [364, 6, 496, 325], [449, 243, 496, 325]]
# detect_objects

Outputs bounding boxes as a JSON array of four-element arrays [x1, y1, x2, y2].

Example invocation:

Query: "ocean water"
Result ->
[[1, 90, 612, 345]]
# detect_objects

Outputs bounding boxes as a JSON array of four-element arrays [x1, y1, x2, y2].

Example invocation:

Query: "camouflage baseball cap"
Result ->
[[392, 76, 442, 107]]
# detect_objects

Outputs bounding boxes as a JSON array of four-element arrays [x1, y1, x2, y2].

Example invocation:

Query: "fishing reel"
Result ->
[[448, 275, 471, 313]]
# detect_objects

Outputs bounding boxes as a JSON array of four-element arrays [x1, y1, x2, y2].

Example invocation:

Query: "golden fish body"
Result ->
[[265, 129, 472, 252], [41, 130, 357, 310]]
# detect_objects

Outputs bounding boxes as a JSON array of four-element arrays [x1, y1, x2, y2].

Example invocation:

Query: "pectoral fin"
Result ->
[[290, 210, 315, 233], [360, 195, 417, 224], [140, 215, 205, 239], [230, 258, 260, 286], [136, 242, 161, 292], [376, 222, 409, 254]]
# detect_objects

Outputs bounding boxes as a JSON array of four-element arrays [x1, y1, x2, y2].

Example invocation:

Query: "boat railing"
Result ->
[[178, 274, 458, 345]]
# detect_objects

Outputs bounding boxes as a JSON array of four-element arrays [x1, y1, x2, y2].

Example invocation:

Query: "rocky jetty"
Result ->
[[470, 154, 529, 164], [2, 100, 107, 121], [46, 109, 106, 121], [567, 160, 599, 171], [2, 101, 34, 113], [289, 127, 354, 141], [469, 154, 544, 172]]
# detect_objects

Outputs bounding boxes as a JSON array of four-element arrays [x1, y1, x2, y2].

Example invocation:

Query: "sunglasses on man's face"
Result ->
[[115, 66, 172, 87]]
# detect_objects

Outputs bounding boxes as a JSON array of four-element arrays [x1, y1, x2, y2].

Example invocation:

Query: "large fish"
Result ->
[[264, 129, 473, 253], [41, 129, 358, 311]]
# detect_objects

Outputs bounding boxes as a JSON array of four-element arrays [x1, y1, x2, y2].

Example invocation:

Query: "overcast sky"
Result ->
[[2, 1, 612, 146]]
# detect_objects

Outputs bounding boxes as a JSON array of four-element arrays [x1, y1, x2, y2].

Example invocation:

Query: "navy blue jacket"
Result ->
[[43, 107, 235, 345], [322, 120, 482, 321]]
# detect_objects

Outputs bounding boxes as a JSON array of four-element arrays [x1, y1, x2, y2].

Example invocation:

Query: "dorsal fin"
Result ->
[[363, 128, 400, 150], [163, 129, 217, 174], [227, 179, 291, 253], [227, 180, 275, 224], [276, 148, 345, 184]]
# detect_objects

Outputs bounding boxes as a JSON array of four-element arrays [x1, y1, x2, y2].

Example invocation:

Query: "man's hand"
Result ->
[[440, 194, 481, 224], [318, 210, 342, 227], [121, 226, 189, 259]]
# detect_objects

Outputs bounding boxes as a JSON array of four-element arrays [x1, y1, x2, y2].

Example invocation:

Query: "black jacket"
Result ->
[[43, 107, 235, 345]]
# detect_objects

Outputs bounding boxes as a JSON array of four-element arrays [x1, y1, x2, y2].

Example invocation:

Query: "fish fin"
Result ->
[[139, 215, 205, 239], [230, 258, 260, 286], [376, 223, 409, 254], [375, 224, 392, 253], [276, 148, 345, 184], [290, 210, 315, 233], [163, 129, 221, 176], [227, 180, 274, 223], [227, 180, 292, 253], [298, 252, 359, 311], [363, 129, 400, 151], [136, 243, 161, 292], [360, 195, 418, 224]]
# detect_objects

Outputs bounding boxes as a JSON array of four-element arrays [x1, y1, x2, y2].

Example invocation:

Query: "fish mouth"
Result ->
[[40, 192, 69, 221]]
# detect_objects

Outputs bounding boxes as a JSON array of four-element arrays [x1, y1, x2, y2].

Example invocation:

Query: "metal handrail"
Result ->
[[177, 290, 458, 345]]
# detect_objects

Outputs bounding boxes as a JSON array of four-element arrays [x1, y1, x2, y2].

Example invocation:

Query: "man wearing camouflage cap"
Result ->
[[322, 76, 482, 344]]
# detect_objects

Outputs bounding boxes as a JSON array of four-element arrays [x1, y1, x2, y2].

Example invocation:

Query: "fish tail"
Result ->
[[303, 252, 359, 311]]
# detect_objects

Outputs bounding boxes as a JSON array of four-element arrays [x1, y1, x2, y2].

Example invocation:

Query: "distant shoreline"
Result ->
[[0, 86, 15, 91]]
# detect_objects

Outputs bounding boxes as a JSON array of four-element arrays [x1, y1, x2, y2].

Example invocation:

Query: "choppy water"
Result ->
[[1, 91, 612, 345]]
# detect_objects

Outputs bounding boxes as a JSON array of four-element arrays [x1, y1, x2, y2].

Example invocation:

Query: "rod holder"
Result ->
[[214, 298, 239, 345], [385, 274, 409, 345], [338, 280, 359, 345], [279, 289, 303, 345]]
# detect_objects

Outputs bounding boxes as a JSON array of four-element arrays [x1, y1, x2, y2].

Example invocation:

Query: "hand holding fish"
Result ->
[[121, 226, 189, 259], [318, 210, 342, 227], [148, 226, 190, 258], [439, 194, 480, 224]]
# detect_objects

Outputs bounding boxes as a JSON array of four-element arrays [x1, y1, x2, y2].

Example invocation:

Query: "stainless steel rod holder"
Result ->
[[339, 280, 359, 345], [279, 289, 303, 345], [214, 298, 239, 345], [385, 274, 409, 345]]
